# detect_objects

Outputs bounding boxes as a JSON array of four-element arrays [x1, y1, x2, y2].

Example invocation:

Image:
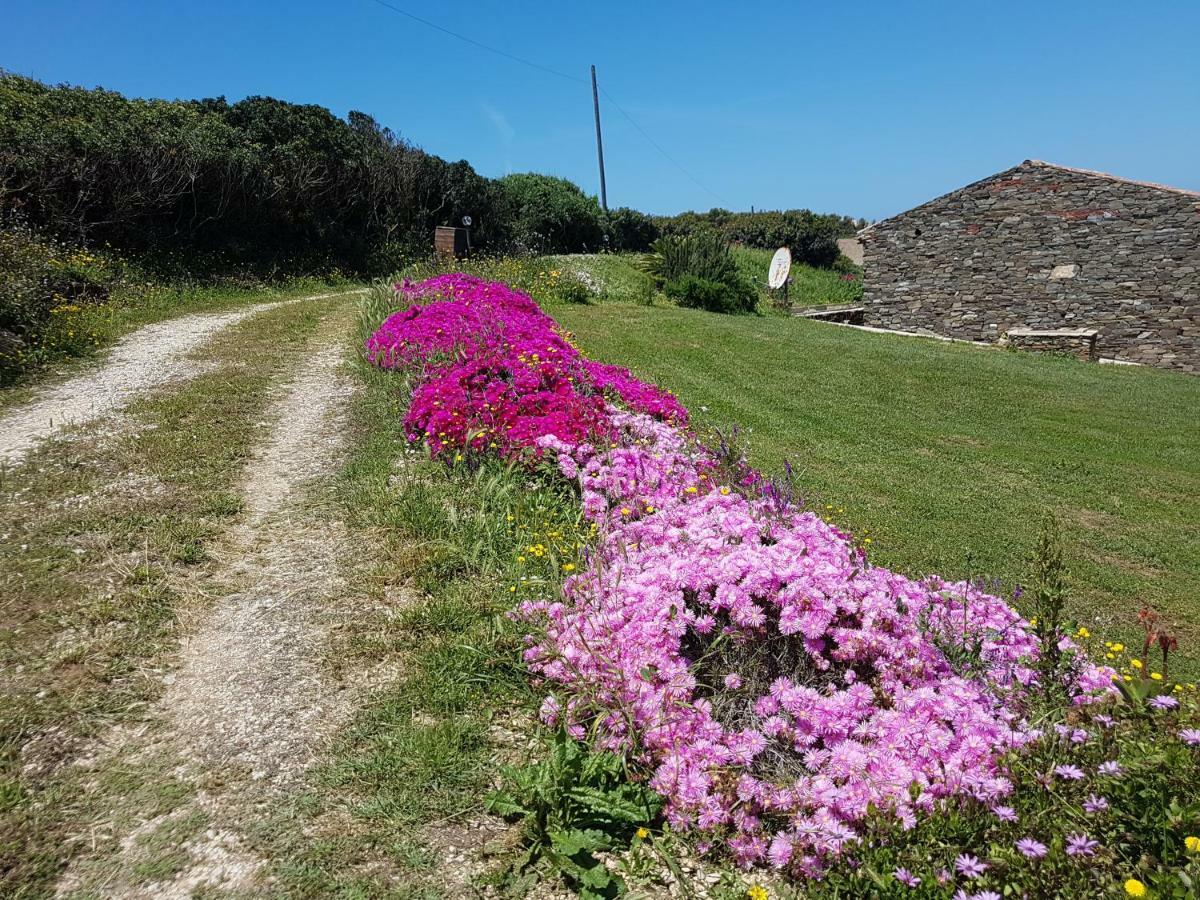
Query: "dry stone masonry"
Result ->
[[860, 160, 1200, 372]]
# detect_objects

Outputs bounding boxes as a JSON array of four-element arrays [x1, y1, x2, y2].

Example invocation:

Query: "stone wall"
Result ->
[[860, 160, 1200, 372]]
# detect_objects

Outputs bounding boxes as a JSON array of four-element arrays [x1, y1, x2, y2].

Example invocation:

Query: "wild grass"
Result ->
[[0, 296, 344, 897]]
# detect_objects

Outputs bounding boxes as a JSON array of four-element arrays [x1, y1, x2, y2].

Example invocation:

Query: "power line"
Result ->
[[598, 86, 727, 207], [362, 0, 727, 206], [363, 0, 585, 84]]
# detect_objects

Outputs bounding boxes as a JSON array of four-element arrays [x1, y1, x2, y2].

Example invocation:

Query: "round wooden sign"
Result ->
[[768, 247, 792, 289]]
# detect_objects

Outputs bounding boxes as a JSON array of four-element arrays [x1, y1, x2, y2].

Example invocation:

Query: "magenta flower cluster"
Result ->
[[367, 274, 685, 458], [370, 274, 1115, 878]]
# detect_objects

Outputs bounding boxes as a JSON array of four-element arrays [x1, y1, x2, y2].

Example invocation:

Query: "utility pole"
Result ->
[[590, 64, 608, 212]]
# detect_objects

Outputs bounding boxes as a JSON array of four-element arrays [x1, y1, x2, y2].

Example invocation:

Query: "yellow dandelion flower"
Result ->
[[746, 886, 769, 900], [563, 563, 576, 572], [635, 827, 649, 840], [1077, 626, 1090, 638], [1131, 659, 1143, 670], [720, 487, 731, 496], [1150, 672, 1163, 681], [1185, 835, 1200, 853], [1124, 878, 1147, 897]]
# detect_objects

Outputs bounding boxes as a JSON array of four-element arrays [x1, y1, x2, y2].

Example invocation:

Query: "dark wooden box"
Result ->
[[434, 226, 469, 258]]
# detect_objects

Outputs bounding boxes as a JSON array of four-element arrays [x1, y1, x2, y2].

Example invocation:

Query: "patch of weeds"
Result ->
[[487, 727, 662, 898]]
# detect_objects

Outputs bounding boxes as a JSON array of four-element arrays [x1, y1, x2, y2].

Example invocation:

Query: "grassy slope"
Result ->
[[548, 295, 1200, 676], [730, 245, 863, 308]]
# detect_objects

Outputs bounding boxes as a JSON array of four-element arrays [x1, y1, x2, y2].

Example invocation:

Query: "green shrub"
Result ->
[[601, 207, 658, 252], [664, 274, 755, 314], [644, 232, 738, 286], [497, 173, 605, 254]]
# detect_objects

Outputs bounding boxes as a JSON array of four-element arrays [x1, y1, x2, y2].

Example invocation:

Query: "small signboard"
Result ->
[[768, 247, 792, 289]]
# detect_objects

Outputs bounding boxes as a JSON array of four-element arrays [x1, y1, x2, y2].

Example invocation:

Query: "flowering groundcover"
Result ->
[[368, 274, 1200, 889]]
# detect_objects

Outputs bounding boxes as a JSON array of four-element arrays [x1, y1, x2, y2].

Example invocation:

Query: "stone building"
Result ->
[[859, 160, 1200, 371]]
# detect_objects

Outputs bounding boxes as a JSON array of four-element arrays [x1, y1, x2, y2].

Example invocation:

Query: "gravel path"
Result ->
[[0, 290, 361, 467], [54, 308, 367, 898]]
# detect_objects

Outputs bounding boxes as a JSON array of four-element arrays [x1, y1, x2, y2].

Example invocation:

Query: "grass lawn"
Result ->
[[548, 296, 1200, 678]]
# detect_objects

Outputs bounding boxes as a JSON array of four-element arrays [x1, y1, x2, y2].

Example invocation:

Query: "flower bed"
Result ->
[[369, 274, 1200, 891]]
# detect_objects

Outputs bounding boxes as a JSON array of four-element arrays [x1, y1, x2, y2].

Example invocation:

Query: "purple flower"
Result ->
[[955, 854, 988, 878], [1094, 713, 1115, 727], [991, 804, 1018, 823], [1066, 833, 1100, 857], [1054, 764, 1086, 780], [723, 672, 743, 690], [1150, 695, 1179, 710], [1180, 728, 1200, 746], [1083, 794, 1109, 814], [972, 893, 1002, 900], [1015, 837, 1048, 859], [894, 867, 921, 887], [1097, 760, 1123, 777]]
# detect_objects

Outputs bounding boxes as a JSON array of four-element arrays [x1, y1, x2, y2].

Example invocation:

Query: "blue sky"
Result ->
[[4, 1, 1198, 220]]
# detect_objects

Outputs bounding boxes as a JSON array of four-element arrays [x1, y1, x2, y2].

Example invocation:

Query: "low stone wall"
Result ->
[[860, 160, 1200, 373]]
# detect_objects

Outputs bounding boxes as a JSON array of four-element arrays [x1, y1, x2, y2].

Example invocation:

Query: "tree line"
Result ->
[[0, 73, 860, 276]]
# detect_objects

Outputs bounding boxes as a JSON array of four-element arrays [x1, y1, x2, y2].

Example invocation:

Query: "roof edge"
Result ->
[[1025, 159, 1200, 199], [859, 159, 1200, 236]]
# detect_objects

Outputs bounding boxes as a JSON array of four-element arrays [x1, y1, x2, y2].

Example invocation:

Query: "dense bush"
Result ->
[[664, 274, 755, 314], [496, 173, 605, 254], [652, 207, 861, 267], [646, 233, 757, 314], [645, 232, 739, 286], [602, 206, 658, 252]]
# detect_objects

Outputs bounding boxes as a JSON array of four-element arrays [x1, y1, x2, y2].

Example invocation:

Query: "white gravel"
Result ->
[[0, 290, 360, 467]]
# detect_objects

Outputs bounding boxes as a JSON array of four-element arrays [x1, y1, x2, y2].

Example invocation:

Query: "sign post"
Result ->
[[768, 247, 792, 309], [462, 215, 473, 255]]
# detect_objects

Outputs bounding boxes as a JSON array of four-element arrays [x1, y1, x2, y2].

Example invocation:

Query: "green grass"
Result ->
[[546, 297, 1200, 678], [731, 245, 863, 308]]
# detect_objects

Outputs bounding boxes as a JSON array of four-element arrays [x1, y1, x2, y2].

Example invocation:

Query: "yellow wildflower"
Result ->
[[720, 487, 731, 496], [746, 886, 769, 900], [563, 563, 576, 572], [1077, 626, 1090, 638], [1185, 835, 1200, 853], [1131, 659, 1143, 670], [635, 827, 649, 840], [1150, 672, 1163, 681], [1112, 643, 1125, 652], [1124, 878, 1147, 897]]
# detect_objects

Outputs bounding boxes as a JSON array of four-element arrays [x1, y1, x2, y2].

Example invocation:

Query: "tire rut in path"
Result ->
[[0, 290, 363, 467], [56, 313, 364, 899]]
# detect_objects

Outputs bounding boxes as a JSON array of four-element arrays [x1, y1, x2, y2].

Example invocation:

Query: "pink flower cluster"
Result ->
[[370, 274, 1115, 878], [367, 274, 685, 457]]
